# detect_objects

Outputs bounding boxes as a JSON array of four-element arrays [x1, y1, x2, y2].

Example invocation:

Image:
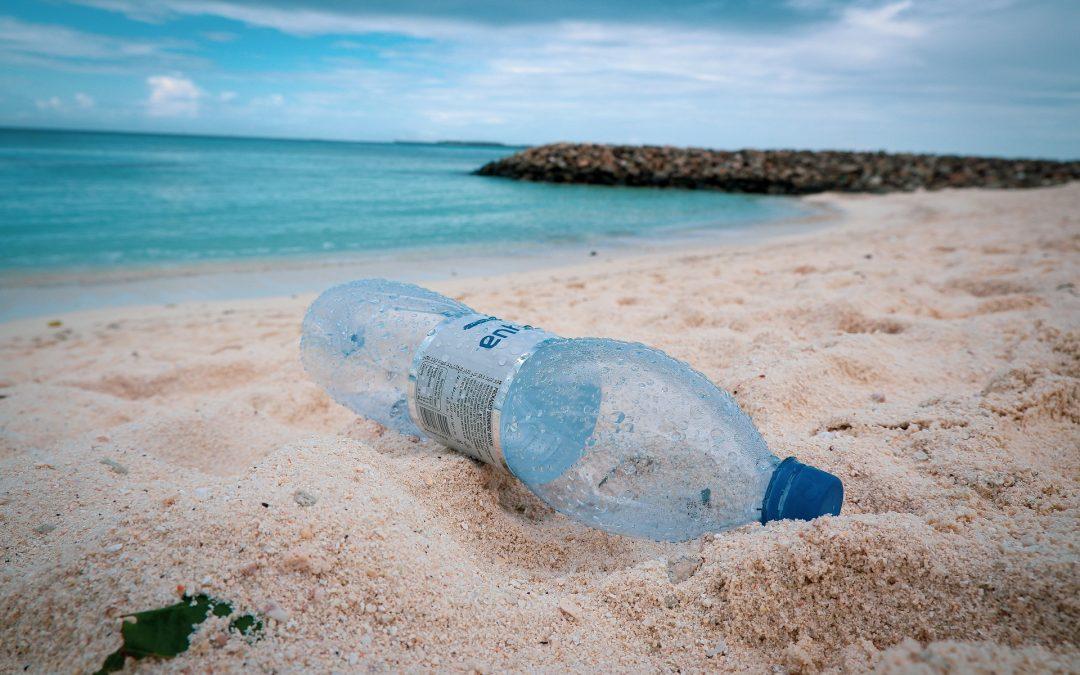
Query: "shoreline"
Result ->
[[0, 198, 833, 323]]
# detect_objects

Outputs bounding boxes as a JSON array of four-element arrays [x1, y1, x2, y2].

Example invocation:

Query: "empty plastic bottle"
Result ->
[[301, 279, 842, 541]]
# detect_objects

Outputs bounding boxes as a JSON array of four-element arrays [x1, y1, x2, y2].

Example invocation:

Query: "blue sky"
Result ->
[[0, 0, 1077, 157]]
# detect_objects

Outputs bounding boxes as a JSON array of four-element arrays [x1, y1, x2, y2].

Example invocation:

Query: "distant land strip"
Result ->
[[475, 143, 1080, 194]]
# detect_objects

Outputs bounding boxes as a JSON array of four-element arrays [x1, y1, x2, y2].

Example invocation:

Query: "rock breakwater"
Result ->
[[476, 143, 1080, 194]]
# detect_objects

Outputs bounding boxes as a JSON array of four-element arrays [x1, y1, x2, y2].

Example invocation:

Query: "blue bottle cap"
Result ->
[[761, 457, 843, 524]]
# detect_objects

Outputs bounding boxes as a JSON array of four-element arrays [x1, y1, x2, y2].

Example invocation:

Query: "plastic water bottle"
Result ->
[[301, 279, 842, 541]]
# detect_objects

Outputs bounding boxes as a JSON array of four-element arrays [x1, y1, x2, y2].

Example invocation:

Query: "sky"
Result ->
[[0, 0, 1077, 157]]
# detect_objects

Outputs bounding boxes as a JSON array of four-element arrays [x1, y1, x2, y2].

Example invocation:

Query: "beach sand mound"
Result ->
[[1, 185, 1078, 672]]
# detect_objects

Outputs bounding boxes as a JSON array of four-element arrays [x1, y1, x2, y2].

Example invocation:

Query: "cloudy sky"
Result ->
[[1, 0, 1077, 157]]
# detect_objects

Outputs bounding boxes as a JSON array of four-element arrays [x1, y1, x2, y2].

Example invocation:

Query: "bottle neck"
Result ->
[[761, 457, 844, 524]]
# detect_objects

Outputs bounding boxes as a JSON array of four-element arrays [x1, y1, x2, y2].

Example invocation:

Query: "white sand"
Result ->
[[1, 185, 1077, 672]]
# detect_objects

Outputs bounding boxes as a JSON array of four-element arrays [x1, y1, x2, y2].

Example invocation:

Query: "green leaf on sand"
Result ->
[[94, 593, 262, 674]]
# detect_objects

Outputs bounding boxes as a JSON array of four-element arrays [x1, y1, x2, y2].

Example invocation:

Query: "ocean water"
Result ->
[[0, 128, 809, 274]]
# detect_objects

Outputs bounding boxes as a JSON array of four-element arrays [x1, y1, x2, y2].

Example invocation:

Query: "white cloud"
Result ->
[[423, 109, 504, 126], [252, 93, 285, 107], [0, 15, 200, 73], [201, 30, 237, 42], [73, 0, 481, 38], [843, 1, 924, 39], [146, 74, 201, 116], [36, 96, 63, 111], [218, 90, 237, 102], [33, 93, 95, 112]]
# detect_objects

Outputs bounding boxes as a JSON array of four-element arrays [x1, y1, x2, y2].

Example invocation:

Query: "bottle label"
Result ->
[[408, 313, 555, 470]]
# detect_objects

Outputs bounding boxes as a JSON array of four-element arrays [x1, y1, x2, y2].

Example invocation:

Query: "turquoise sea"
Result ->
[[0, 128, 809, 274]]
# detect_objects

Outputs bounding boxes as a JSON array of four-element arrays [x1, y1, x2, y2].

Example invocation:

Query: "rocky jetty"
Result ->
[[475, 143, 1080, 194]]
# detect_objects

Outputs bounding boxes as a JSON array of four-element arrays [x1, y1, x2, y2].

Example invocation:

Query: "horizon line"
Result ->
[[0, 124, 1075, 162], [0, 124, 529, 149]]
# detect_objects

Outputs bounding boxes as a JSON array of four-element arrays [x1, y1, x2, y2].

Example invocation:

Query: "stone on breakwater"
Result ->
[[475, 143, 1080, 194]]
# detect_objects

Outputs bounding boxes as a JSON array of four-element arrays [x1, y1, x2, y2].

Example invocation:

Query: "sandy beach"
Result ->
[[1, 184, 1077, 672]]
